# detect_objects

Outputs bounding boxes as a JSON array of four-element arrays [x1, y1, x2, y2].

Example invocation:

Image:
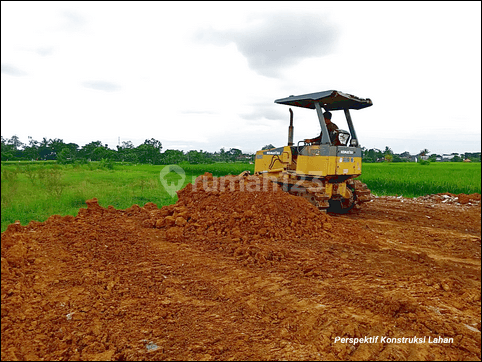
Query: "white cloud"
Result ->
[[194, 10, 339, 77], [1, 64, 27, 76]]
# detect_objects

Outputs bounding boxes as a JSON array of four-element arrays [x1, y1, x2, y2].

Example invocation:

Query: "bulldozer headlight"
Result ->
[[350, 139, 357, 147]]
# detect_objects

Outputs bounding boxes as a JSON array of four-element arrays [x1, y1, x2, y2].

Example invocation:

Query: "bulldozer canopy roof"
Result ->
[[275, 90, 373, 111]]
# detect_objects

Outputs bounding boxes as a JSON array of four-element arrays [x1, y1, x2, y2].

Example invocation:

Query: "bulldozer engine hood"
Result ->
[[302, 145, 362, 157], [275, 90, 373, 111], [259, 145, 362, 158]]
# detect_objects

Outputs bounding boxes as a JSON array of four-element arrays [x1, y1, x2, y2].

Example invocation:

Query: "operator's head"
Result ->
[[323, 111, 332, 123]]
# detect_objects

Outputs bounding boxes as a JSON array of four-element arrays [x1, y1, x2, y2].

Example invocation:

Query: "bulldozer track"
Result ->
[[350, 179, 372, 203], [270, 176, 372, 213], [284, 179, 331, 211]]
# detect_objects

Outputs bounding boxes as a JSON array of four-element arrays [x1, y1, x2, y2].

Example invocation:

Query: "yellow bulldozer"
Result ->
[[254, 90, 372, 213]]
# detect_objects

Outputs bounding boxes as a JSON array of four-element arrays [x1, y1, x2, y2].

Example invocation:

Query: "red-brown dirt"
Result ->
[[1, 174, 481, 361]]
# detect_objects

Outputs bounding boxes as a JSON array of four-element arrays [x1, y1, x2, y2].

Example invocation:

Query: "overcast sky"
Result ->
[[1, 1, 481, 155]]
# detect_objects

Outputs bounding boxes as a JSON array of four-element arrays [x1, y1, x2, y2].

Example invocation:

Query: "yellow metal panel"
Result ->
[[325, 182, 333, 197], [355, 157, 362, 173], [282, 146, 292, 164], [254, 151, 269, 173], [328, 155, 337, 175], [296, 154, 339, 176], [255, 147, 292, 174], [335, 156, 362, 176], [297, 155, 325, 176]]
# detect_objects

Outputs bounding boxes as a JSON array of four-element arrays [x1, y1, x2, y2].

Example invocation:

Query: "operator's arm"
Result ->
[[305, 133, 321, 143]]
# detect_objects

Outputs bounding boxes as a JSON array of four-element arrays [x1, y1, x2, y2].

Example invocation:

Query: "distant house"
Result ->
[[398, 151, 420, 162], [236, 155, 254, 162], [399, 151, 411, 161], [441, 154, 455, 162], [463, 158, 471, 162]]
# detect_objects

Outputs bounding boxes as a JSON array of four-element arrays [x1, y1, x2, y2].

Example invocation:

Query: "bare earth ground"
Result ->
[[1, 175, 481, 361]]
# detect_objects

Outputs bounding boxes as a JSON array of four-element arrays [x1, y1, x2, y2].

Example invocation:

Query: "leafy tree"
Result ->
[[363, 148, 383, 162], [218, 148, 228, 162], [1, 136, 15, 160], [57, 148, 74, 164], [186, 150, 209, 164], [119, 141, 135, 150], [65, 142, 79, 154], [428, 154, 438, 162], [228, 148, 242, 156], [125, 152, 139, 163], [48, 138, 68, 157], [116, 141, 138, 163], [227, 148, 242, 162], [136, 144, 155, 163], [136, 139, 163, 164], [383, 146, 393, 155], [374, 148, 383, 161], [160, 149, 185, 164], [7, 135, 25, 150], [36, 137, 49, 160], [79, 141, 103, 160], [23, 136, 40, 160], [464, 152, 481, 162], [2, 135, 25, 159], [392, 154, 404, 162], [143, 138, 162, 152], [92, 146, 114, 161]]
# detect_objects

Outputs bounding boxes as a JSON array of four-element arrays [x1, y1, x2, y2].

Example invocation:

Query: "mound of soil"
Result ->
[[1, 174, 481, 361], [140, 173, 333, 265]]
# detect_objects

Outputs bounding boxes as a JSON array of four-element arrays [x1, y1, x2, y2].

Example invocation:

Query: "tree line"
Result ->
[[361, 146, 480, 163], [1, 136, 249, 164], [1, 135, 480, 164]]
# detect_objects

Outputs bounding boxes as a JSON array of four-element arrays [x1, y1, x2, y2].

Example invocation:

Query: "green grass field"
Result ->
[[1, 161, 480, 232], [359, 162, 481, 197]]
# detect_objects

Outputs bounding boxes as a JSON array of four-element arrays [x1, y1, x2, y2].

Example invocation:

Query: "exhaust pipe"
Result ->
[[288, 108, 294, 146]]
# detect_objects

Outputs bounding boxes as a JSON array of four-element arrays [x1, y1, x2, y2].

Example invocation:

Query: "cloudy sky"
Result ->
[[1, 1, 481, 155]]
